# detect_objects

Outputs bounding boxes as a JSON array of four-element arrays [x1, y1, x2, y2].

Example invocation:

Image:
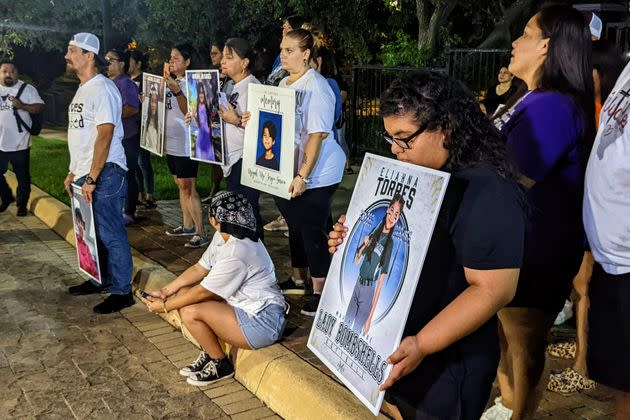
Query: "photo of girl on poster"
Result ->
[[191, 81, 216, 162], [344, 193, 405, 335], [142, 83, 160, 152]]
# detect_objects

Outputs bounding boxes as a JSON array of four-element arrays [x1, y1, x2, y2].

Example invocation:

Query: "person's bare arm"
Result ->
[[12, 99, 44, 114], [122, 104, 139, 118], [81, 123, 115, 203]]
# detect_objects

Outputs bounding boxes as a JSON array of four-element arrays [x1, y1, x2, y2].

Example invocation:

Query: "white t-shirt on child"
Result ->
[[279, 69, 345, 189], [198, 231, 285, 315]]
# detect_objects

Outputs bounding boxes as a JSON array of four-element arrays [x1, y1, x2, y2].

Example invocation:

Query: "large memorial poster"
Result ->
[[70, 185, 102, 283], [186, 70, 224, 165], [140, 73, 166, 156], [241, 84, 295, 199], [307, 153, 450, 415]]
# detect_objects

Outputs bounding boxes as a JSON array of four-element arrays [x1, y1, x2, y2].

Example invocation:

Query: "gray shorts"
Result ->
[[235, 303, 287, 349]]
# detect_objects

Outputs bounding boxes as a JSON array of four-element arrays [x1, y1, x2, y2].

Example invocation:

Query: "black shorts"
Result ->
[[587, 263, 630, 392], [166, 154, 199, 179], [507, 256, 582, 314]]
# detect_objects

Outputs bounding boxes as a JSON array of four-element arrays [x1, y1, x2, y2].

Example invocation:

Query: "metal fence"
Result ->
[[606, 21, 630, 55], [348, 48, 510, 155]]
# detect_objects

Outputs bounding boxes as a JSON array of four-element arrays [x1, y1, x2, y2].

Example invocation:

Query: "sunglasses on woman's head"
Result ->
[[382, 123, 427, 150]]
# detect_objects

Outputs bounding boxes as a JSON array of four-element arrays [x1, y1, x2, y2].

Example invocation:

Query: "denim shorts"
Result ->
[[235, 303, 287, 349]]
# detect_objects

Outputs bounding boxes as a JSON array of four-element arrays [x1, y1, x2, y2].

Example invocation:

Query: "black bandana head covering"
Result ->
[[209, 191, 259, 242]]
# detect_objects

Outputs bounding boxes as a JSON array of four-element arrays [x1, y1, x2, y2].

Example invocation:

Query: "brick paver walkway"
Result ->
[[0, 209, 279, 419]]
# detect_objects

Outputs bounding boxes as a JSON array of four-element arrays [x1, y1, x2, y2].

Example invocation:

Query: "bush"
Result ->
[[379, 32, 433, 68]]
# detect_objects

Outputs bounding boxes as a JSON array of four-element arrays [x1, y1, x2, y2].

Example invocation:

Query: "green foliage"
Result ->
[[380, 32, 433, 67]]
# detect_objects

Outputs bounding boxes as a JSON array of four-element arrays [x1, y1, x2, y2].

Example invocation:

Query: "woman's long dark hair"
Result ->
[[537, 5, 595, 147], [146, 90, 159, 130], [593, 40, 627, 104], [381, 70, 520, 181], [364, 194, 405, 269]]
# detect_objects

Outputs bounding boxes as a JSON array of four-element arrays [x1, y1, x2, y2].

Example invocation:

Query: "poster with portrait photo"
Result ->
[[140, 73, 166, 156], [241, 84, 295, 199], [307, 153, 450, 415], [70, 185, 102, 284], [185, 70, 224, 165]]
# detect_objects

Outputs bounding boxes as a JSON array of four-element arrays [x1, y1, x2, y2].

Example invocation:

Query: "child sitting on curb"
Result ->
[[145, 191, 287, 386]]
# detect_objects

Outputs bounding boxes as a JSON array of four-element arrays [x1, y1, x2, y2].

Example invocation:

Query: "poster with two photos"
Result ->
[[307, 153, 450, 415]]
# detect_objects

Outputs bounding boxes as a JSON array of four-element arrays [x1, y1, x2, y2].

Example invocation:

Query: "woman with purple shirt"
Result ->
[[105, 49, 141, 224], [482, 5, 595, 420]]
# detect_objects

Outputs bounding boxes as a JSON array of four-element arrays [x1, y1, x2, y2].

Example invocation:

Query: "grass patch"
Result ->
[[30, 136, 218, 206]]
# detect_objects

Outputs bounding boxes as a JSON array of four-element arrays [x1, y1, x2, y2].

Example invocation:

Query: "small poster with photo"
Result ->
[[185, 70, 224, 165], [241, 84, 295, 199], [70, 185, 102, 284], [307, 153, 450, 415], [140, 73, 166, 156]]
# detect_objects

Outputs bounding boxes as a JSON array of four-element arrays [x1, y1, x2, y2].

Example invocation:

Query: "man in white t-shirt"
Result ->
[[583, 62, 630, 418], [0, 60, 44, 216], [63, 32, 134, 315]]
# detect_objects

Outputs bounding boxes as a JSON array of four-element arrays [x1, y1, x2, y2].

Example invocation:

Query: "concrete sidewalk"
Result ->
[[0, 208, 278, 419]]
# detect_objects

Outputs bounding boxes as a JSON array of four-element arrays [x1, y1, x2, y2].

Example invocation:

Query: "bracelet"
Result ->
[[173, 90, 183, 97]]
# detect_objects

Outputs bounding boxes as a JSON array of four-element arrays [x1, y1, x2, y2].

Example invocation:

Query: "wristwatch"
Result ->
[[85, 175, 97, 185], [172, 90, 183, 97], [297, 173, 311, 185]]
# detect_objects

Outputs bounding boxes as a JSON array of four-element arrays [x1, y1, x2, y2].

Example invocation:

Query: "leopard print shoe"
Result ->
[[547, 367, 597, 393], [546, 340, 576, 359]]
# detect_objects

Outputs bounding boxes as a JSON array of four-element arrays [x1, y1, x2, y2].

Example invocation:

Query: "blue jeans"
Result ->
[[75, 163, 133, 294], [136, 147, 154, 194], [0, 148, 30, 209]]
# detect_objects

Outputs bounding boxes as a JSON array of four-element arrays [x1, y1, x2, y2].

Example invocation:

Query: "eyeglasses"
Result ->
[[105, 57, 120, 64], [382, 123, 427, 150]]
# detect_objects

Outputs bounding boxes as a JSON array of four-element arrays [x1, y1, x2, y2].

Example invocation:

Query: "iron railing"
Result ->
[[445, 47, 511, 96]]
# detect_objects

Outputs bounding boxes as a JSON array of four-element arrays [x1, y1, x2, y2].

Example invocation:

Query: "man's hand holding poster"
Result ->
[[308, 153, 449, 415]]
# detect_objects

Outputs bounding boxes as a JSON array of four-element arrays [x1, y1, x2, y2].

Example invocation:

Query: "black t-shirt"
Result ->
[[388, 165, 525, 411], [256, 155, 279, 171]]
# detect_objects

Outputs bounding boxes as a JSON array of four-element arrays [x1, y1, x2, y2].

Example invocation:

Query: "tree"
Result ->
[[416, 0, 458, 51]]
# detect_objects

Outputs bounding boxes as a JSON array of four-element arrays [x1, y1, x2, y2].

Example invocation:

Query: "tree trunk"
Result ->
[[417, 0, 458, 51], [477, 0, 534, 48]]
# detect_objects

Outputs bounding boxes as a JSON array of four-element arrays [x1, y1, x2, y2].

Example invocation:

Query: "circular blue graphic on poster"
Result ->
[[339, 196, 410, 335]]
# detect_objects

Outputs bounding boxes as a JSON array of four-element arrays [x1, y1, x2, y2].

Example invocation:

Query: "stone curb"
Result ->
[[6, 172, 387, 420]]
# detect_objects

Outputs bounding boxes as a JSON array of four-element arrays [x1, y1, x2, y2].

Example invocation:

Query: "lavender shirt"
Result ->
[[113, 74, 140, 139], [496, 90, 585, 262]]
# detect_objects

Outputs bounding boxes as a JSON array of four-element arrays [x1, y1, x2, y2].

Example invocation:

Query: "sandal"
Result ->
[[547, 367, 597, 393], [546, 341, 576, 359]]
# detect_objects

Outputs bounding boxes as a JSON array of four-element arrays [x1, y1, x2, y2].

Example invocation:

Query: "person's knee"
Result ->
[[179, 304, 198, 324], [179, 179, 193, 196]]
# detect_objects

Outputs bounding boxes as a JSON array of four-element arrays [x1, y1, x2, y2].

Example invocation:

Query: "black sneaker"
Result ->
[[179, 351, 211, 377], [280, 277, 306, 295], [93, 293, 135, 314], [16, 207, 27, 217], [186, 357, 234, 386], [300, 294, 321, 316], [165, 225, 196, 237], [68, 280, 108, 295], [0, 195, 15, 213]]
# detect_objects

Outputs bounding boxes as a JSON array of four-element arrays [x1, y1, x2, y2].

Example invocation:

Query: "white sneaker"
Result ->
[[264, 215, 288, 232], [480, 397, 513, 420], [553, 299, 574, 326]]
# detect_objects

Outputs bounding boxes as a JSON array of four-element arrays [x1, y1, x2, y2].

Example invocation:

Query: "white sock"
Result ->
[[291, 276, 304, 285]]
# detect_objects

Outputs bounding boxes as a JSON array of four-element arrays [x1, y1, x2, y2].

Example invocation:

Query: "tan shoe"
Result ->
[[546, 341, 576, 359], [547, 367, 597, 393]]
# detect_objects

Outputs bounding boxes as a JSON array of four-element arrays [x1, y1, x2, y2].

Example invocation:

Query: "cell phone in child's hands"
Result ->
[[139, 290, 154, 299]]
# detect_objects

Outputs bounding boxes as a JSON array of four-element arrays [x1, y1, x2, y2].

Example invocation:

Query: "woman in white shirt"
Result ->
[[146, 191, 286, 386], [163, 44, 208, 249], [275, 28, 345, 316], [218, 38, 264, 239]]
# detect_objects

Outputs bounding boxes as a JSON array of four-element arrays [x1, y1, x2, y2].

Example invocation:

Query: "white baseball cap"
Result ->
[[589, 13, 603, 40], [69, 32, 100, 54]]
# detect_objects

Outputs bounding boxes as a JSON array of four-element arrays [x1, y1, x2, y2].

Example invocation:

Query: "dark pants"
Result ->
[[122, 134, 140, 215], [274, 183, 338, 277], [0, 148, 30, 209], [75, 163, 133, 294], [136, 148, 155, 195], [225, 159, 263, 240]]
